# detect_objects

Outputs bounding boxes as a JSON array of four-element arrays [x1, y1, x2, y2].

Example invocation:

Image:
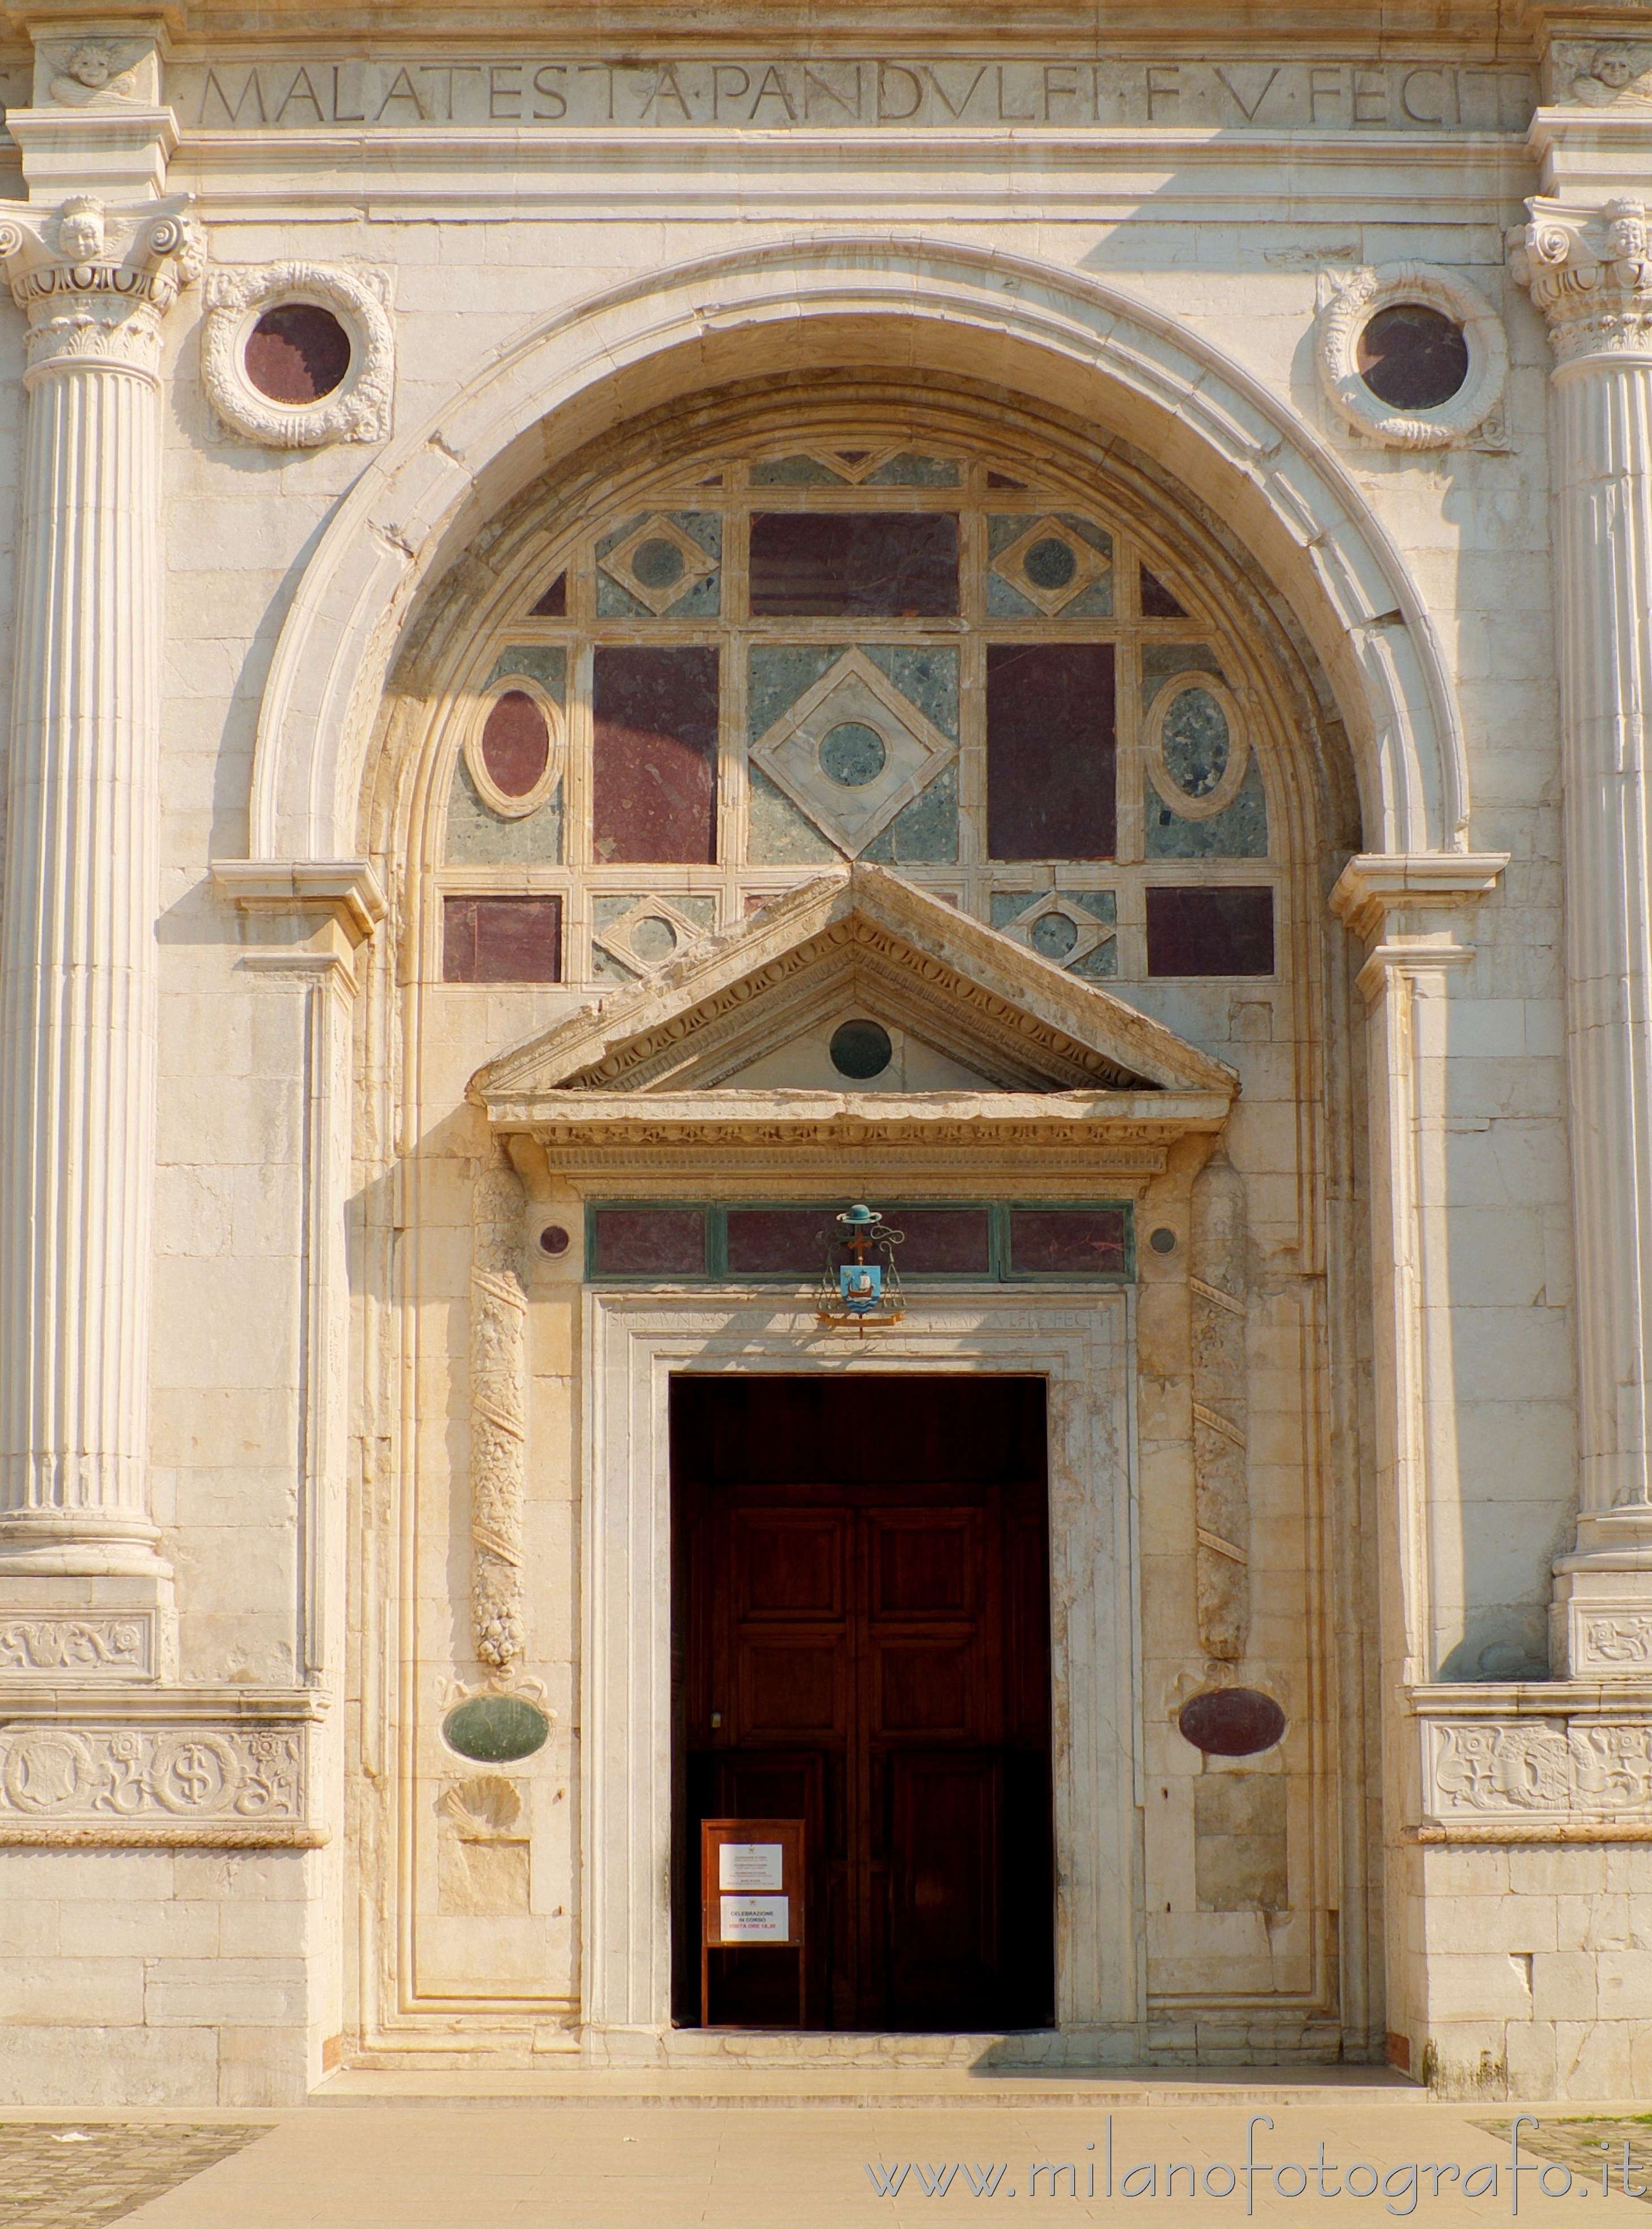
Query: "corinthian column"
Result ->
[[0, 189, 198, 1582], [1512, 195, 1652, 1671]]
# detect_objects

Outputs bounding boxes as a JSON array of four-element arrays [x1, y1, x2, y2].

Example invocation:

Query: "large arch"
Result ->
[[243, 235, 1470, 867]]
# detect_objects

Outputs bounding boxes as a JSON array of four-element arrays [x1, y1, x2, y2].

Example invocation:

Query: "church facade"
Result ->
[[1, 0, 1650, 2106]]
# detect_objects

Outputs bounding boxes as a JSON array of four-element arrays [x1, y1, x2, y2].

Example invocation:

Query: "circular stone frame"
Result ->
[[1144, 670, 1251, 821], [462, 676, 564, 819], [1317, 261, 1507, 451], [202, 260, 395, 448]]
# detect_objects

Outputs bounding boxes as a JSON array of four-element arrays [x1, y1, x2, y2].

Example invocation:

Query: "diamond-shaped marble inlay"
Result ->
[[991, 514, 1112, 616], [750, 649, 956, 856], [598, 513, 718, 616], [591, 893, 714, 978], [998, 892, 1117, 971]]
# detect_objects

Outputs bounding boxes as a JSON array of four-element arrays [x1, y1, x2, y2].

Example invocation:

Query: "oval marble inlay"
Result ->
[[819, 720, 888, 788], [479, 690, 551, 800], [442, 1694, 550, 1764], [1031, 912, 1079, 960], [632, 536, 686, 590], [1024, 535, 1078, 591], [629, 914, 679, 965], [1162, 686, 1230, 799], [1177, 1687, 1286, 1757]]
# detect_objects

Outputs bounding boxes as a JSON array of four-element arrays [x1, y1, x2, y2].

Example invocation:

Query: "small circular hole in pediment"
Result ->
[[829, 1020, 893, 1079]]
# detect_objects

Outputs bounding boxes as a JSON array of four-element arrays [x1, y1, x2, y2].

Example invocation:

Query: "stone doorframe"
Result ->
[[580, 1285, 1139, 2054]]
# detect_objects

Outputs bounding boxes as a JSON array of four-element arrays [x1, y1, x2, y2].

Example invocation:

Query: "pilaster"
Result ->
[[0, 23, 192, 1623], [1511, 123, 1652, 1674], [1330, 854, 1508, 1694]]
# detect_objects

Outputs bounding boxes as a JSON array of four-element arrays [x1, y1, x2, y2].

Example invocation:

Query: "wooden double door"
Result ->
[[672, 1376, 1054, 2033]]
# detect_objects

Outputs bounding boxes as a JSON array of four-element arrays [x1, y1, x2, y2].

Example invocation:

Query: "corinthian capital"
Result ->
[[0, 193, 201, 383], [1509, 196, 1652, 365]]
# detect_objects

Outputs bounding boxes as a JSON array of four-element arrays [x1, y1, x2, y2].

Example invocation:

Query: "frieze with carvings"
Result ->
[[0, 1614, 154, 1678], [167, 57, 1533, 133], [0, 1692, 325, 1847], [1417, 1700, 1652, 1840]]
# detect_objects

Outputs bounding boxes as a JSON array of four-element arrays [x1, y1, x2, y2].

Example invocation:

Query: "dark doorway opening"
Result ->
[[671, 1375, 1054, 2033]]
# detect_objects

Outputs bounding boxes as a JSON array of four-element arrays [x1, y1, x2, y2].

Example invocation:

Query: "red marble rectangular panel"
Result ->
[[593, 645, 719, 864], [748, 512, 959, 616], [985, 643, 1116, 860], [725, 1208, 836, 1275], [1145, 885, 1274, 976], [1007, 1207, 1128, 1276], [443, 895, 562, 983], [590, 1206, 707, 1276], [883, 1206, 992, 1275]]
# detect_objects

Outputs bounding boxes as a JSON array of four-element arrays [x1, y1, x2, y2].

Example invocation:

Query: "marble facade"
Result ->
[[0, 0, 1648, 2106]]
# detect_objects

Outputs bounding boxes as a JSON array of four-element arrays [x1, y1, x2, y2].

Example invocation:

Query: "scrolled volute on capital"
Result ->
[[1509, 196, 1652, 364], [0, 193, 202, 378]]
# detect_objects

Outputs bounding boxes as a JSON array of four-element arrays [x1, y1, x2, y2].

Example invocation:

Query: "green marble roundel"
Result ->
[[442, 1694, 549, 1763]]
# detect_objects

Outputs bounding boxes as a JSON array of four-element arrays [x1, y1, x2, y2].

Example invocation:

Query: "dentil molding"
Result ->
[[202, 260, 395, 446], [1317, 261, 1508, 448]]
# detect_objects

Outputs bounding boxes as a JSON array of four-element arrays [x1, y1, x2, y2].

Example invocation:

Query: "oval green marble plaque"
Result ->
[[442, 1694, 549, 1763]]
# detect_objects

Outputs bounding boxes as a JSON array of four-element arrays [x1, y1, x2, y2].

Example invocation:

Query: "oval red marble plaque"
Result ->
[[1177, 1687, 1285, 1757], [480, 689, 550, 798]]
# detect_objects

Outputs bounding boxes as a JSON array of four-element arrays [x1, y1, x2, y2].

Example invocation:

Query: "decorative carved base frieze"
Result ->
[[1552, 1573, 1652, 1677], [0, 1610, 155, 1678], [0, 1687, 327, 1847], [1414, 1684, 1652, 1841]]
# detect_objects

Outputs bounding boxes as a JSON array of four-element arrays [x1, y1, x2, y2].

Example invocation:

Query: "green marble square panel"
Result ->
[[446, 760, 563, 863], [486, 644, 566, 699]]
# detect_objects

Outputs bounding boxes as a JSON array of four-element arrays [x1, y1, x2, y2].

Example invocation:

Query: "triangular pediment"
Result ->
[[475, 869, 1236, 1130]]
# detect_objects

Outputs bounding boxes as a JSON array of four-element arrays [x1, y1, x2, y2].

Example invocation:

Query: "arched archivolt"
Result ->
[[246, 236, 1470, 869]]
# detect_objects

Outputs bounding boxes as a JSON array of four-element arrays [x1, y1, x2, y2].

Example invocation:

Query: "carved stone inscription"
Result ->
[[0, 1725, 305, 1824], [1426, 1719, 1652, 1818], [171, 58, 1534, 132]]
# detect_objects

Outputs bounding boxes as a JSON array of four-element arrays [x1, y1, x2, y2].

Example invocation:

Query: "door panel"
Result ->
[[888, 1753, 1002, 2027], [673, 1376, 1053, 2033], [737, 1638, 846, 1740], [873, 1640, 976, 1734]]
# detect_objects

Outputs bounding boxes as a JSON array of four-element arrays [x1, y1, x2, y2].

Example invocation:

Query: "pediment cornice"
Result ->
[[474, 867, 1236, 1146]]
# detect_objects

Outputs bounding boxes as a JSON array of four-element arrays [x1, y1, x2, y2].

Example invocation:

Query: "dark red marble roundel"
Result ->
[[479, 690, 550, 798], [1178, 1687, 1286, 1757], [245, 303, 352, 404]]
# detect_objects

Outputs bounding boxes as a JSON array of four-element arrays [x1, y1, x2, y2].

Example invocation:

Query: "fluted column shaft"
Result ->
[[0, 198, 194, 1574], [1513, 196, 1652, 1653]]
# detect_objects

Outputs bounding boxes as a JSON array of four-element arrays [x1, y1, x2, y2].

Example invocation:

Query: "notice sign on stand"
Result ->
[[700, 1817, 806, 2027]]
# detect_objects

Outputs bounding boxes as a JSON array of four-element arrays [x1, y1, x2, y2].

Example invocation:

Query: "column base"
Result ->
[[0, 1507, 171, 1580]]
